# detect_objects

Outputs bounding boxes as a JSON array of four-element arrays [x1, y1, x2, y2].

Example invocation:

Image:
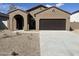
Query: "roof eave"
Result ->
[[8, 9, 26, 14], [35, 6, 71, 15], [26, 5, 47, 12]]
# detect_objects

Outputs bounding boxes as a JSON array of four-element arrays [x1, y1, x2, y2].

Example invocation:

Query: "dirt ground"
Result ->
[[0, 30, 40, 56], [72, 30, 79, 34]]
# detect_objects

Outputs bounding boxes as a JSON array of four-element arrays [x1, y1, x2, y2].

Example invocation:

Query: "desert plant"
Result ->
[[2, 34, 10, 38], [16, 32, 21, 35], [70, 27, 74, 31], [11, 51, 19, 56]]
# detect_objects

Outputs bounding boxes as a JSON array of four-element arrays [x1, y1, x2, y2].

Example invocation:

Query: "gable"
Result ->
[[26, 5, 47, 12], [8, 9, 26, 15], [29, 7, 46, 17], [8, 9, 27, 16], [36, 7, 71, 19], [26, 5, 47, 17], [8, 9, 27, 21]]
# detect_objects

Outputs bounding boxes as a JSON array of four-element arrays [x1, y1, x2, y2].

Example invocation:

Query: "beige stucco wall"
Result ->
[[29, 7, 46, 18], [35, 8, 70, 30], [8, 10, 28, 31], [70, 22, 79, 30], [27, 7, 47, 31], [8, 7, 70, 31]]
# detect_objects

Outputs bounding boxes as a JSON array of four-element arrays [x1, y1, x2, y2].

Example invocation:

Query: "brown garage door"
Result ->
[[39, 19, 66, 30]]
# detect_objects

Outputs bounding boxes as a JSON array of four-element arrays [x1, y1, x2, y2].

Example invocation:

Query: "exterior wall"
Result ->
[[35, 8, 70, 30], [29, 7, 46, 18], [70, 13, 79, 30], [27, 7, 46, 30], [70, 22, 79, 30], [8, 10, 28, 31], [8, 7, 70, 31], [70, 13, 79, 22], [0, 16, 8, 30]]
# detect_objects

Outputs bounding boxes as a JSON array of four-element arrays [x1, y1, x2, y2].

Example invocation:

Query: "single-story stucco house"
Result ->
[[7, 5, 71, 31], [0, 12, 9, 30]]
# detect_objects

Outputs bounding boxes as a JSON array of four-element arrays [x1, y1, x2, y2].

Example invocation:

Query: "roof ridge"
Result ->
[[26, 4, 47, 12], [8, 9, 26, 14], [35, 6, 71, 15]]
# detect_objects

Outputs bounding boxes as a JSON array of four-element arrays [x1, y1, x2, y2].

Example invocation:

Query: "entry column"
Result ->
[[66, 17, 70, 30], [36, 18, 39, 31], [23, 14, 28, 31]]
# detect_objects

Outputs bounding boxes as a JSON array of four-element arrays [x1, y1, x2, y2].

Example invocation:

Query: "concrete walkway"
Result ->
[[40, 31, 79, 56]]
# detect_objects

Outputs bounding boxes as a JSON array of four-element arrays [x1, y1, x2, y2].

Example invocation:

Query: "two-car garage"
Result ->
[[39, 19, 66, 30]]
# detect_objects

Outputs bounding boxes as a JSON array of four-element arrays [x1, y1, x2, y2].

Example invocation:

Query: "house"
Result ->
[[0, 12, 9, 30], [8, 5, 71, 31], [70, 10, 79, 30]]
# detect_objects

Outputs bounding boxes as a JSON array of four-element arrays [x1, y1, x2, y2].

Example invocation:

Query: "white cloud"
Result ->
[[56, 3, 64, 7], [45, 4, 52, 7], [17, 6, 27, 10]]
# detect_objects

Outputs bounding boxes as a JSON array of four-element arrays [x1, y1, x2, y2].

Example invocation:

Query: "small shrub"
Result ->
[[70, 27, 74, 31], [2, 34, 10, 38], [16, 32, 21, 35], [11, 51, 19, 56]]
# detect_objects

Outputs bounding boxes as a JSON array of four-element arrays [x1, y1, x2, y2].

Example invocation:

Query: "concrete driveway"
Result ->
[[40, 31, 79, 56]]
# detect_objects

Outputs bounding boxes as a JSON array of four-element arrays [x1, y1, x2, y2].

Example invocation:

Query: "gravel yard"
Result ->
[[0, 30, 40, 56], [0, 30, 79, 56]]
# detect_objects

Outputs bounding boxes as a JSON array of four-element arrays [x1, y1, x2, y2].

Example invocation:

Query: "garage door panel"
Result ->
[[39, 19, 66, 30]]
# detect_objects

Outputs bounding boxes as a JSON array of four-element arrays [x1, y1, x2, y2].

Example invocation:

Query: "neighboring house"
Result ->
[[0, 12, 9, 30], [8, 5, 71, 31], [70, 10, 79, 30]]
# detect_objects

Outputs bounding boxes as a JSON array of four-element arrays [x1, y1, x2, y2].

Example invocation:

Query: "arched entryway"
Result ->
[[14, 15, 24, 30], [28, 14, 36, 30]]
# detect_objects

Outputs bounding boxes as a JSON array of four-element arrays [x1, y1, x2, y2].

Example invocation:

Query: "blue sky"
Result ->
[[0, 3, 79, 14]]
